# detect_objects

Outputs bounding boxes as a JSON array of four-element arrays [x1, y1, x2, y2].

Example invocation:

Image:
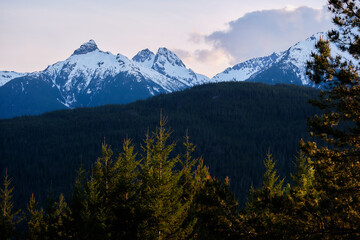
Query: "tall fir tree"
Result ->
[[192, 176, 241, 240], [300, 0, 360, 238], [244, 153, 285, 239], [26, 194, 46, 240], [137, 116, 189, 240], [280, 153, 321, 239], [0, 170, 20, 240], [44, 194, 72, 239], [110, 138, 141, 239]]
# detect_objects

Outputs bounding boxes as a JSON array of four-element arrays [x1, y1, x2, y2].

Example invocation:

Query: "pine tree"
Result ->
[[71, 166, 110, 239], [289, 152, 316, 196], [300, 0, 360, 237], [44, 194, 72, 239], [192, 176, 241, 240], [245, 153, 285, 239], [0, 170, 20, 240], [177, 133, 201, 238], [110, 138, 140, 239], [279, 152, 321, 239], [137, 116, 190, 240], [94, 143, 116, 209], [26, 194, 46, 240], [68, 167, 88, 239]]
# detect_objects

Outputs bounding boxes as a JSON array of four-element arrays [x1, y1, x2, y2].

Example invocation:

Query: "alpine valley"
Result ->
[[0, 31, 352, 119]]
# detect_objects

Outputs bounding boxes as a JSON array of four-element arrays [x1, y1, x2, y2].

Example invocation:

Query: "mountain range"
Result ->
[[0, 31, 352, 118]]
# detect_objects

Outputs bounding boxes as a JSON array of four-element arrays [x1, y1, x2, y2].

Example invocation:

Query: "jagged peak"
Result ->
[[269, 52, 280, 58], [72, 40, 99, 55], [154, 47, 186, 68], [132, 48, 155, 62]]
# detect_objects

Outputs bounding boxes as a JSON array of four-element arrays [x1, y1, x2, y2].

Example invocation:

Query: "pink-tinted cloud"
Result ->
[[205, 6, 333, 64]]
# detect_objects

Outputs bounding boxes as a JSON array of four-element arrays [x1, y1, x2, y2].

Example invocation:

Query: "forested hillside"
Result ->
[[0, 82, 319, 206]]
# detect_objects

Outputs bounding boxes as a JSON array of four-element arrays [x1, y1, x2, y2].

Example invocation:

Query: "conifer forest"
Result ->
[[1, 0, 360, 239]]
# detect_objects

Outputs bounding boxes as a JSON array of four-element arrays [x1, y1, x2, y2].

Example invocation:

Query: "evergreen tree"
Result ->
[[137, 116, 190, 240], [177, 133, 201, 238], [110, 139, 140, 239], [192, 176, 241, 240], [244, 153, 285, 239], [300, 0, 360, 237], [43, 194, 72, 239], [290, 152, 315, 192], [280, 153, 321, 239], [16, 117, 249, 239], [91, 143, 117, 239], [68, 167, 88, 239], [70, 161, 111, 239], [26, 194, 46, 240], [81, 175, 108, 240], [0, 170, 20, 240]]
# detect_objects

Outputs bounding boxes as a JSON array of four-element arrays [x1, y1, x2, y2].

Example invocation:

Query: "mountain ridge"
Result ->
[[0, 41, 207, 118], [0, 30, 353, 118]]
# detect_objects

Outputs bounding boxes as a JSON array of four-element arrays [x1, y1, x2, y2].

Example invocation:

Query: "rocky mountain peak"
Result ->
[[154, 48, 186, 68], [132, 49, 155, 68], [132, 49, 155, 62], [72, 40, 99, 55]]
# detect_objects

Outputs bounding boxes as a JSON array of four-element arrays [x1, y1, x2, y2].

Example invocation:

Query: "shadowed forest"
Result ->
[[1, 0, 360, 239]]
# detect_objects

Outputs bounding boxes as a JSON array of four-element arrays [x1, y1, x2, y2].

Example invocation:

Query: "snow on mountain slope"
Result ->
[[1, 30, 356, 119], [213, 31, 357, 86], [195, 73, 211, 84], [212, 52, 281, 82], [152, 48, 196, 86], [248, 32, 357, 86], [1, 40, 199, 118], [0, 71, 27, 87], [272, 32, 329, 85], [133, 47, 210, 86], [132, 49, 155, 68], [37, 40, 188, 107]]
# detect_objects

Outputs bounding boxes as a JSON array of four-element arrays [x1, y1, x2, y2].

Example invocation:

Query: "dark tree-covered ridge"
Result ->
[[0, 82, 319, 207]]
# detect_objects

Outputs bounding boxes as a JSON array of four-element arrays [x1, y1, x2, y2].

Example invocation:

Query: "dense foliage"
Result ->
[[300, 0, 360, 237], [1, 117, 245, 239], [1, 0, 360, 233], [239, 0, 360, 239], [0, 82, 318, 207]]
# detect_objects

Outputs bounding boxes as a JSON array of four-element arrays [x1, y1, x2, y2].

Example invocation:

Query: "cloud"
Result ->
[[188, 33, 205, 44], [193, 48, 234, 66], [205, 6, 333, 64], [172, 48, 234, 77]]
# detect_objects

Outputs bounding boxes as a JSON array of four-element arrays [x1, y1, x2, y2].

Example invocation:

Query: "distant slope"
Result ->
[[1, 30, 353, 119], [0, 82, 319, 206], [0, 71, 27, 87], [0, 41, 206, 119], [212, 31, 355, 86], [212, 52, 281, 82]]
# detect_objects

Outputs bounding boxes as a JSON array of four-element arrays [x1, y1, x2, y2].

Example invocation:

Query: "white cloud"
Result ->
[[205, 6, 333, 64], [173, 6, 333, 77], [172, 48, 234, 78]]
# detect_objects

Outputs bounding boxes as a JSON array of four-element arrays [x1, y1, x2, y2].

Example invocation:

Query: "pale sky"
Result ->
[[0, 0, 331, 77]]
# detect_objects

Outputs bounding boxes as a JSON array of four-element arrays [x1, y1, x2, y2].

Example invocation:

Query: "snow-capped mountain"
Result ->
[[40, 40, 189, 107], [132, 49, 155, 68], [0, 31, 355, 119], [0, 71, 27, 87], [212, 32, 356, 86], [212, 52, 281, 82], [0, 40, 203, 118], [247, 33, 327, 85], [133, 48, 210, 86]]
